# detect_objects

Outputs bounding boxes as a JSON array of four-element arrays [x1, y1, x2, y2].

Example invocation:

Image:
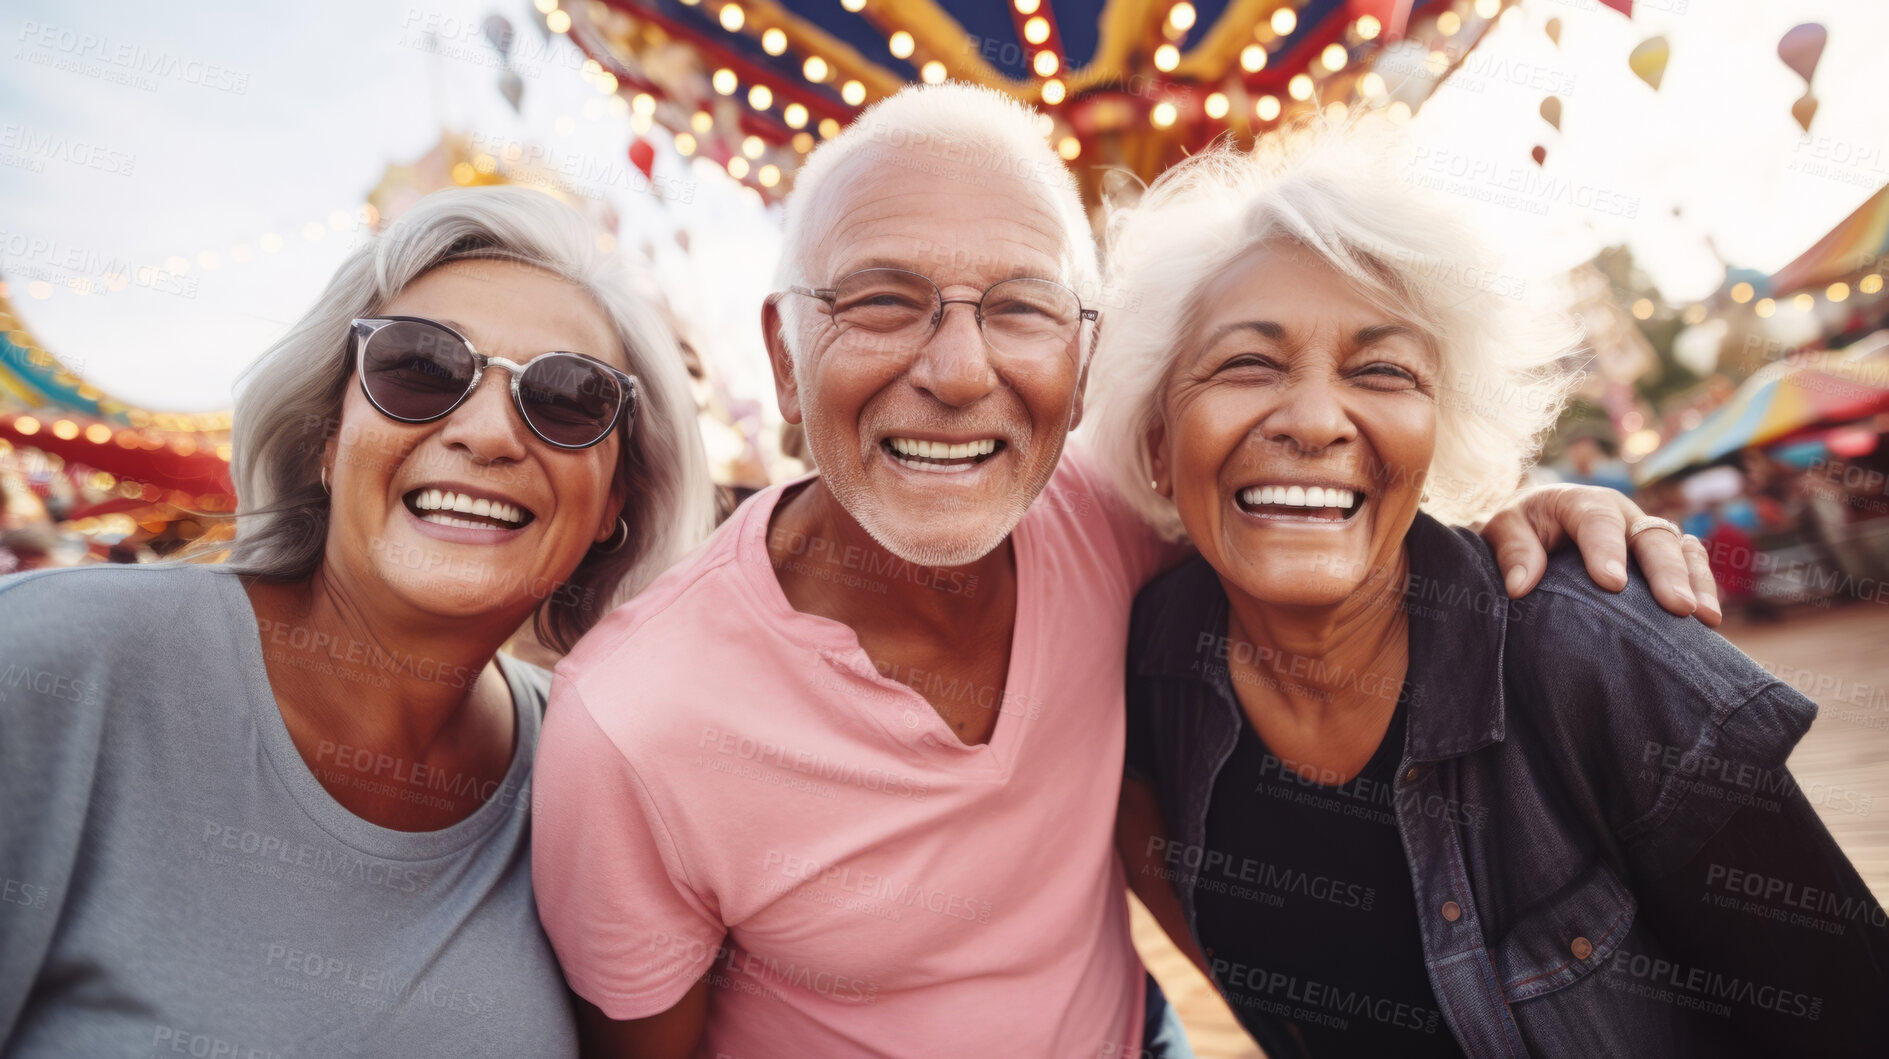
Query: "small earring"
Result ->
[[320, 464, 331, 494], [593, 516, 630, 554], [1420, 491, 1431, 503]]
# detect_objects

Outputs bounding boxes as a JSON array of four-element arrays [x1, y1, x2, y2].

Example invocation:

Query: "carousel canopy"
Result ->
[[558, 0, 1587, 207], [1769, 182, 1889, 300], [1635, 340, 1889, 485], [0, 290, 234, 509]]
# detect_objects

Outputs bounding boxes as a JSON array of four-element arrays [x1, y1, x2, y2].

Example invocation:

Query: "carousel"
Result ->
[[548, 0, 1602, 208], [0, 292, 235, 570]]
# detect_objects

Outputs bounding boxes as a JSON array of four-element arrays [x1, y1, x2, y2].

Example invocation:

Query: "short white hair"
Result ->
[[1082, 118, 1580, 537], [772, 82, 1099, 339]]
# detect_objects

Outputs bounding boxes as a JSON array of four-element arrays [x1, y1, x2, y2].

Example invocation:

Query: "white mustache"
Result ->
[[863, 408, 1028, 451]]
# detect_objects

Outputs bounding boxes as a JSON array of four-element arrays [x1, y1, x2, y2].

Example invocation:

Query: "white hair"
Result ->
[[224, 185, 716, 651], [1082, 118, 1580, 538], [772, 81, 1099, 349]]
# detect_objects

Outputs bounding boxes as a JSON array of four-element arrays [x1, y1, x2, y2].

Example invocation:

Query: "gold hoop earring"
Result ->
[[594, 516, 630, 554]]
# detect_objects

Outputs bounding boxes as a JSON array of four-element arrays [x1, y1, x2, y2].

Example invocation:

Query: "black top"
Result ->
[[1194, 696, 1466, 1057]]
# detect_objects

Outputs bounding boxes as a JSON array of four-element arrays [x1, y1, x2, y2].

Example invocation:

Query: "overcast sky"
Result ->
[[2, 0, 1883, 412]]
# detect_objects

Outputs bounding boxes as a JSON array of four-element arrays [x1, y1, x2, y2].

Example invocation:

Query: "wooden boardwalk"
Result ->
[[1130, 601, 1889, 1058]]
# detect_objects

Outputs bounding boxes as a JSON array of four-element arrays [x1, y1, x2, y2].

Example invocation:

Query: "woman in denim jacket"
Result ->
[[1086, 124, 1889, 1058]]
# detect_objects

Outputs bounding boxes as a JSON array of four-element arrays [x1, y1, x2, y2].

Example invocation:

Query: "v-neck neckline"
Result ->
[[740, 476, 1036, 779]]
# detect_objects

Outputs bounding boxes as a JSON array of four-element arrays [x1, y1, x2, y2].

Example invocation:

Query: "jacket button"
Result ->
[[1441, 900, 1462, 922], [1404, 766, 1421, 784], [1571, 936, 1593, 960]]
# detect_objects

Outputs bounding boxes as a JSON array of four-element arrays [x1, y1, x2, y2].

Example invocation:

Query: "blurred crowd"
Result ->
[[1548, 430, 1889, 617]]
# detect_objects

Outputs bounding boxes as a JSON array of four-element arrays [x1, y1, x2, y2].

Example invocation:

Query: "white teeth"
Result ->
[[408, 489, 527, 527], [421, 513, 498, 530], [891, 455, 975, 474], [1238, 485, 1363, 510], [887, 437, 999, 460]]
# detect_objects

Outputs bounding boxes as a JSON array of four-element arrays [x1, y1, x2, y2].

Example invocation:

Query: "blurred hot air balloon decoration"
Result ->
[[485, 14, 526, 112], [1791, 93, 1819, 133], [628, 136, 656, 181], [1777, 23, 1825, 84], [1778, 23, 1825, 132], [1628, 35, 1668, 91]]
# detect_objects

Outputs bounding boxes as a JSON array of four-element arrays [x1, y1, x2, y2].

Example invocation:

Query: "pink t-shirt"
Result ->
[[532, 447, 1169, 1057]]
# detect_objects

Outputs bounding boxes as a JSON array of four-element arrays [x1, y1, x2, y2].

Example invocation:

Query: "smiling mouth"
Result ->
[[403, 488, 536, 531], [1236, 484, 1366, 523], [881, 436, 1006, 474]]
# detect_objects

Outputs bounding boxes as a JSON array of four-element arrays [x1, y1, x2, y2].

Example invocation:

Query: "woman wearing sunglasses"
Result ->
[[0, 187, 714, 1057]]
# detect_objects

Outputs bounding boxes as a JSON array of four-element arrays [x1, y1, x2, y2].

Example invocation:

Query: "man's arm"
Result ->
[[1116, 777, 1210, 977], [572, 979, 711, 1059], [1481, 483, 1722, 625], [533, 681, 728, 1055]]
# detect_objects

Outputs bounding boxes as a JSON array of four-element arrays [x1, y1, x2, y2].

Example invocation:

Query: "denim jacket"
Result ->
[[1125, 513, 1889, 1058]]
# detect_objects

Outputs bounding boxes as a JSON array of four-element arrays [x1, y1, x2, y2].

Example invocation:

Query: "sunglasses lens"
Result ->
[[519, 354, 623, 447], [361, 321, 475, 420]]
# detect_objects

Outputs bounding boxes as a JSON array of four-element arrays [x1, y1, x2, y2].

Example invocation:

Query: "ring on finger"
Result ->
[[1628, 516, 1681, 541]]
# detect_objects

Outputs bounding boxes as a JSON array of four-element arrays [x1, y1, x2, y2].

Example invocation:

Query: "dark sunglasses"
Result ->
[[351, 316, 638, 449]]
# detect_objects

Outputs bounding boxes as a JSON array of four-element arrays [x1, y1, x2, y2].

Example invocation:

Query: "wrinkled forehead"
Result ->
[[800, 145, 1076, 289]]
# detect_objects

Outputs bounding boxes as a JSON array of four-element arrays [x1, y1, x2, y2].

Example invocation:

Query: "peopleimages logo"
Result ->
[[648, 933, 882, 1005], [260, 941, 497, 1016], [199, 820, 433, 894], [697, 726, 931, 801], [1603, 948, 1823, 1022], [1144, 837, 1377, 911], [0, 663, 99, 706], [762, 850, 994, 925], [1208, 958, 1443, 1035], [15, 20, 251, 93], [315, 740, 530, 814], [0, 123, 135, 176], [1703, 863, 1888, 930]]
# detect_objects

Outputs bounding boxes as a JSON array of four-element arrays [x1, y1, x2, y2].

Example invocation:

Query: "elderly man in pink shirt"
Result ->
[[530, 84, 1718, 1058]]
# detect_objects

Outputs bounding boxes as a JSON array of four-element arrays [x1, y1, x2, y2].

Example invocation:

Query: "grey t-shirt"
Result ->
[[0, 563, 578, 1058]]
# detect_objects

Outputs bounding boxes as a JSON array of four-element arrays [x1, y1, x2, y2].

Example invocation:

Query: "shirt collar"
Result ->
[[1133, 512, 1513, 762], [1398, 512, 1512, 762]]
